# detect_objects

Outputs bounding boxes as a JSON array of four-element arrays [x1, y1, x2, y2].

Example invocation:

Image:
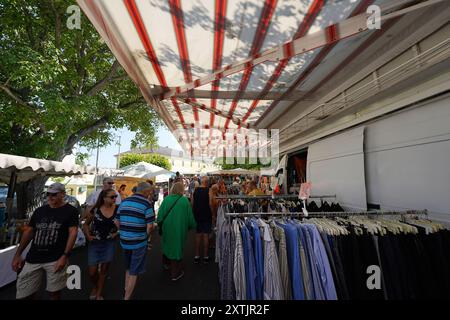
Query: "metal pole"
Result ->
[[93, 137, 100, 192], [117, 135, 121, 169], [6, 170, 17, 221]]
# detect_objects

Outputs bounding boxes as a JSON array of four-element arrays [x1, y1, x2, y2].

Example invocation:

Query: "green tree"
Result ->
[[0, 1, 161, 216], [215, 157, 271, 170], [119, 153, 172, 171]]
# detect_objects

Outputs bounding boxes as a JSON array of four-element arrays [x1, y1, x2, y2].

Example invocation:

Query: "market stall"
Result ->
[[113, 161, 174, 197], [0, 153, 94, 288]]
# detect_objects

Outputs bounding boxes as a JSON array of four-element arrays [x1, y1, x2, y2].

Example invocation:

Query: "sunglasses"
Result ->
[[108, 195, 118, 199], [107, 182, 115, 185], [46, 192, 59, 197]]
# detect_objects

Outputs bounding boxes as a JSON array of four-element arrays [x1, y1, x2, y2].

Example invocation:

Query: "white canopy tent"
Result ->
[[155, 173, 173, 183], [76, 0, 445, 157], [0, 153, 95, 218], [0, 153, 95, 184], [0, 153, 95, 288], [117, 161, 173, 179]]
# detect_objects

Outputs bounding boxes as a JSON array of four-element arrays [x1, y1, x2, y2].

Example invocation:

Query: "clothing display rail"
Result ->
[[215, 197, 449, 300], [216, 194, 336, 200], [224, 210, 428, 218]]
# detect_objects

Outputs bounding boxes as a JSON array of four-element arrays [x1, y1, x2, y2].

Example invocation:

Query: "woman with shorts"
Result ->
[[83, 189, 118, 300]]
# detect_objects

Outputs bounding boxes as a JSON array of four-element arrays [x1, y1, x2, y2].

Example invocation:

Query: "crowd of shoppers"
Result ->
[[11, 173, 264, 300]]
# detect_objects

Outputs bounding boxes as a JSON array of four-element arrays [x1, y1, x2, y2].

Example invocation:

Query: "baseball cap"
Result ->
[[47, 182, 66, 194]]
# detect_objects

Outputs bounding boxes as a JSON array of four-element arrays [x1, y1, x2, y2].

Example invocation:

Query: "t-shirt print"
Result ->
[[34, 220, 63, 247], [26, 204, 78, 263]]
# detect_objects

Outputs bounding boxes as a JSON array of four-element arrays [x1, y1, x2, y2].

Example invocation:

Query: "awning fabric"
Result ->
[[118, 161, 173, 179], [77, 0, 435, 154], [0, 153, 95, 184]]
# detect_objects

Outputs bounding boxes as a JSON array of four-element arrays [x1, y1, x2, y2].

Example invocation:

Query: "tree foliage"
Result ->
[[0, 0, 163, 216], [0, 0, 161, 161], [119, 153, 172, 171], [215, 157, 271, 170]]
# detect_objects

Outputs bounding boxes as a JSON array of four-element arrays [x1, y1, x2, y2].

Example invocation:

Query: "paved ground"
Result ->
[[0, 231, 220, 300]]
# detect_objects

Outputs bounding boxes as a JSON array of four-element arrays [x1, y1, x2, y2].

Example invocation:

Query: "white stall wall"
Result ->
[[307, 127, 367, 211], [365, 94, 450, 225]]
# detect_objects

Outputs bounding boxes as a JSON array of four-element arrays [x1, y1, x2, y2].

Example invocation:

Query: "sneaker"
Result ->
[[202, 256, 210, 264], [171, 271, 185, 281], [194, 256, 200, 264]]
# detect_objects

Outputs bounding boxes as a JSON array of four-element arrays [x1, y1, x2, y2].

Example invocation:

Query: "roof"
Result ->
[[117, 146, 184, 158], [78, 0, 448, 154], [0, 153, 95, 184], [118, 161, 173, 178]]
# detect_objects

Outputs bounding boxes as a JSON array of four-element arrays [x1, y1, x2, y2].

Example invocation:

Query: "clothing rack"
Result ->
[[216, 194, 337, 207], [216, 194, 336, 200], [224, 209, 428, 218]]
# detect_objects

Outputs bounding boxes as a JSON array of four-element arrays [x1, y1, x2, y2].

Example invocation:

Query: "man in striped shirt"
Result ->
[[115, 182, 155, 300]]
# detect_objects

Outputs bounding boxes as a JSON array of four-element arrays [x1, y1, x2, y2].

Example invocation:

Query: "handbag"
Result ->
[[158, 195, 182, 236]]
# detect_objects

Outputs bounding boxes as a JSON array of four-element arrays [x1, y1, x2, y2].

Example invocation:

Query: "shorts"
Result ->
[[88, 239, 115, 266], [123, 245, 147, 276], [196, 220, 212, 234], [16, 261, 67, 299]]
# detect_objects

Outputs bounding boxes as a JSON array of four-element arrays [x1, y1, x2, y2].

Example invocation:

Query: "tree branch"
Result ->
[[50, 0, 61, 49], [64, 114, 111, 156], [0, 83, 35, 110], [62, 98, 146, 157], [85, 60, 120, 96], [118, 97, 145, 110], [1, 82, 48, 135], [111, 75, 129, 82]]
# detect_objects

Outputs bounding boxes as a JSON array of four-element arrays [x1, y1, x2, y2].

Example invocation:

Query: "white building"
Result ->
[[115, 146, 219, 176]]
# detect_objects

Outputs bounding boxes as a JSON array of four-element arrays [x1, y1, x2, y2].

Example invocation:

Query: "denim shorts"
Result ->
[[123, 245, 147, 276], [88, 239, 115, 266]]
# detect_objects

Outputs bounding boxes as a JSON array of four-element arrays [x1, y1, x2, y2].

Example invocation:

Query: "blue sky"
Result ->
[[79, 126, 181, 168]]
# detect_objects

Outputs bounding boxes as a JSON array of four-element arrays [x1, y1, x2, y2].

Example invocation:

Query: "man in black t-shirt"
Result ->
[[12, 182, 78, 300]]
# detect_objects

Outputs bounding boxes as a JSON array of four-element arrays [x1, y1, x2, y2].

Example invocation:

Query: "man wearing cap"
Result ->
[[115, 182, 155, 300], [12, 183, 79, 300], [84, 177, 121, 219]]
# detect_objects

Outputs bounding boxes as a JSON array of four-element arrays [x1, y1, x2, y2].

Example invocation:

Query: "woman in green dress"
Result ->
[[157, 182, 197, 281]]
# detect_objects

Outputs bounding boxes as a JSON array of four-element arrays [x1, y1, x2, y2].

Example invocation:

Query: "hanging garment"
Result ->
[[258, 219, 284, 300], [327, 234, 350, 300], [233, 219, 246, 300], [247, 218, 264, 300], [276, 220, 305, 300], [219, 221, 236, 300], [270, 220, 292, 300], [303, 224, 337, 300], [215, 205, 227, 264], [241, 222, 257, 300], [292, 220, 314, 300]]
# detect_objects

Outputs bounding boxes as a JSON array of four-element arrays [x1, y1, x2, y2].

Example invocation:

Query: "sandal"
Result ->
[[171, 271, 185, 281]]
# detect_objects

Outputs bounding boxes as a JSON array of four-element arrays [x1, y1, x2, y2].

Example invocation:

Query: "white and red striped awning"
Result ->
[[77, 0, 438, 152]]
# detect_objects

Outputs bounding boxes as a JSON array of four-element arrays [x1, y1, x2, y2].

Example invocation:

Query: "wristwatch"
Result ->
[[63, 251, 71, 258]]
